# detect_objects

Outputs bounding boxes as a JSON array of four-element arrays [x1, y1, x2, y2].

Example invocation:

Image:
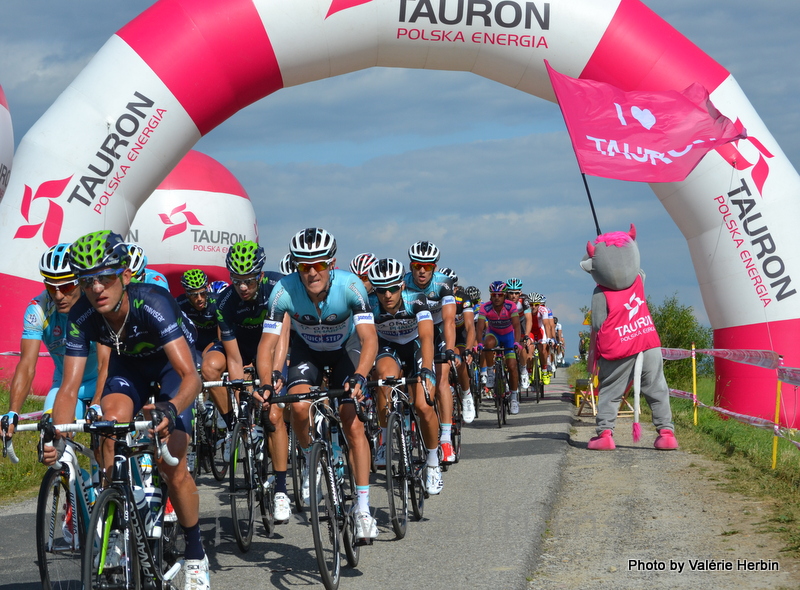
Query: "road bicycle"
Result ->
[[187, 387, 223, 482], [485, 347, 513, 427], [445, 359, 463, 467], [373, 376, 431, 539], [531, 347, 545, 403], [3, 414, 100, 590], [467, 355, 481, 419], [278, 386, 363, 590], [225, 378, 275, 552]]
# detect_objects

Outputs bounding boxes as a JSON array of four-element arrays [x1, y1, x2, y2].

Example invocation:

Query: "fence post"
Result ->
[[772, 357, 784, 470], [691, 343, 698, 427]]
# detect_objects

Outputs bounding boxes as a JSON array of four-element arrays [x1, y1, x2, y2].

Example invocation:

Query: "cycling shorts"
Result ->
[[43, 378, 97, 418], [285, 331, 361, 404], [529, 328, 545, 343], [376, 339, 423, 377], [486, 330, 517, 360]]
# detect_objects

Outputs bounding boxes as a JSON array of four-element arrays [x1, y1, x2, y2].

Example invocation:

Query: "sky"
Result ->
[[1, 1, 799, 360]]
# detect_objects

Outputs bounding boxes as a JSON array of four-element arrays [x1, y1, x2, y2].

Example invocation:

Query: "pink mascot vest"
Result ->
[[596, 275, 661, 361]]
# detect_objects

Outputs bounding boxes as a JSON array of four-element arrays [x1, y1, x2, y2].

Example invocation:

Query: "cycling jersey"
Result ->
[[477, 301, 518, 336], [453, 286, 474, 329], [216, 271, 282, 363], [263, 270, 373, 352], [23, 291, 100, 383], [177, 292, 220, 353], [368, 290, 432, 346], [537, 305, 553, 329], [143, 268, 170, 290], [403, 271, 456, 325], [516, 294, 531, 333]]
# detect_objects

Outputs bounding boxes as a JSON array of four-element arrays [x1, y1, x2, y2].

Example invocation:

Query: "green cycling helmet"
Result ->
[[226, 240, 266, 275], [181, 268, 209, 291], [69, 230, 130, 275]]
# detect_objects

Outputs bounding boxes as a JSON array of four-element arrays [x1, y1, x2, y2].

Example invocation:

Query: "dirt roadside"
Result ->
[[528, 410, 800, 590]]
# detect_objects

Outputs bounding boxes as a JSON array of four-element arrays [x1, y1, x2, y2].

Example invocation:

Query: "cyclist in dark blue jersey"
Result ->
[[368, 259, 443, 495], [256, 228, 379, 541], [403, 241, 459, 464], [176, 269, 220, 355], [201, 240, 292, 523], [46, 230, 209, 589]]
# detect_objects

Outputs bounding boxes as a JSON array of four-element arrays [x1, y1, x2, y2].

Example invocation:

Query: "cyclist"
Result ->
[[403, 241, 459, 464], [531, 293, 556, 379], [1, 244, 108, 438], [439, 267, 476, 424], [349, 252, 378, 295], [367, 259, 443, 495], [256, 227, 379, 541], [553, 316, 565, 367], [506, 278, 532, 389], [465, 285, 482, 308], [46, 230, 209, 589], [126, 243, 170, 290], [476, 281, 523, 414], [176, 269, 220, 355], [201, 240, 292, 523]]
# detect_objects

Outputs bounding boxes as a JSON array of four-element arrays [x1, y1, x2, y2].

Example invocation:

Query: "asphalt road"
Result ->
[[0, 373, 575, 590]]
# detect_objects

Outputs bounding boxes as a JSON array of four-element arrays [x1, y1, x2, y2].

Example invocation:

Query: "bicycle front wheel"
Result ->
[[37, 467, 84, 590], [258, 442, 275, 537], [229, 422, 255, 552], [82, 487, 140, 590], [210, 410, 229, 482], [309, 442, 341, 590], [289, 426, 307, 513], [408, 413, 427, 521], [494, 365, 504, 429], [385, 412, 409, 539]]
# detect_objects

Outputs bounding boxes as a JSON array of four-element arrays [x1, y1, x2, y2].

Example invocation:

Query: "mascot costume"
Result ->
[[580, 224, 678, 451]]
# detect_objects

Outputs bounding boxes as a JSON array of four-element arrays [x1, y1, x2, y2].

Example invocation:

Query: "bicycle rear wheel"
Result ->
[[258, 441, 276, 537], [210, 409, 229, 482], [37, 467, 84, 590], [82, 488, 140, 590], [339, 440, 359, 568], [159, 506, 186, 590], [309, 442, 341, 590], [289, 426, 307, 513], [494, 363, 503, 429], [408, 413, 427, 521], [229, 422, 255, 552], [385, 411, 409, 539]]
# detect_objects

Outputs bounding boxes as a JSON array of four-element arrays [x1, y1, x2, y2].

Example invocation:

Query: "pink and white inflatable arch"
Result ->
[[127, 149, 258, 292], [1, 0, 799, 422]]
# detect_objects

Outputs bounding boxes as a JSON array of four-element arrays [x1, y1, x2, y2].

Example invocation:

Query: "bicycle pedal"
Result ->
[[355, 537, 374, 547]]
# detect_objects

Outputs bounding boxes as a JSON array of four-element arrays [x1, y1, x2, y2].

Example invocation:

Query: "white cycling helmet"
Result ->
[[439, 267, 458, 283], [279, 253, 295, 275], [290, 227, 337, 261], [368, 258, 405, 288], [408, 241, 440, 263], [349, 252, 378, 276], [126, 244, 147, 279], [39, 243, 75, 282], [529, 292, 546, 304]]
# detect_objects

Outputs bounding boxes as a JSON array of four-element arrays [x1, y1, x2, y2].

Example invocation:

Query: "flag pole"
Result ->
[[581, 173, 602, 236]]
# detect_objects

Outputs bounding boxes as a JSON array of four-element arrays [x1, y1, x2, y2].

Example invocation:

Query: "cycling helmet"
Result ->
[[489, 280, 507, 293], [39, 243, 75, 282], [408, 241, 440, 264], [529, 292, 546, 304], [349, 252, 378, 277], [289, 228, 337, 261], [465, 285, 481, 305], [506, 277, 523, 291], [553, 316, 559, 324], [126, 244, 147, 280], [279, 253, 295, 275], [367, 258, 405, 288], [69, 230, 130, 275], [210, 280, 229, 293], [439, 267, 458, 284], [226, 240, 266, 275], [181, 269, 208, 291]]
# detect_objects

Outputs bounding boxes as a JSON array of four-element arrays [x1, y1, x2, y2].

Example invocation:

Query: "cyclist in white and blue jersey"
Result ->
[[1, 244, 108, 438], [256, 227, 379, 541], [403, 241, 459, 464], [368, 259, 443, 495], [127, 242, 170, 290]]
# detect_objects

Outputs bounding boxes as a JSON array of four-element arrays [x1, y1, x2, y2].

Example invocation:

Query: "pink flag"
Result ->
[[545, 61, 746, 183]]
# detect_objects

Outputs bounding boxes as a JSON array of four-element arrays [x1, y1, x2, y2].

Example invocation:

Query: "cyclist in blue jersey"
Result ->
[[201, 240, 292, 523], [176, 269, 220, 355], [403, 241, 459, 464], [367, 259, 443, 495], [439, 267, 477, 423], [349, 252, 378, 295], [127, 242, 170, 290], [1, 244, 108, 438], [256, 227, 379, 541], [45, 230, 209, 589]]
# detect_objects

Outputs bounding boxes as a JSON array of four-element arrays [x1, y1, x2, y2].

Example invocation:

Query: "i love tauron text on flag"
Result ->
[[545, 60, 746, 183]]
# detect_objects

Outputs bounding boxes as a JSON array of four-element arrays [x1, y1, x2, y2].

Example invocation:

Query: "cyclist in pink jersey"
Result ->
[[475, 281, 523, 414]]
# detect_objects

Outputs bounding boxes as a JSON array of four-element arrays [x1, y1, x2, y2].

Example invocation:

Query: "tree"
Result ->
[[648, 293, 713, 387]]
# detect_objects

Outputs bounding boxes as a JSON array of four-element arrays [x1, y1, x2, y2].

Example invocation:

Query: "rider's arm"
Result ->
[[476, 316, 486, 345], [221, 337, 245, 381], [463, 308, 476, 351], [52, 354, 87, 426], [418, 318, 435, 371], [512, 314, 522, 344], [441, 301, 457, 351], [160, 337, 202, 417], [6, 339, 41, 418], [90, 343, 111, 408], [354, 321, 378, 380], [272, 311, 292, 376], [255, 330, 279, 393]]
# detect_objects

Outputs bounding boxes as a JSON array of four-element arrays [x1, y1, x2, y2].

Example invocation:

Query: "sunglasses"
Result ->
[[490, 292, 506, 297], [187, 289, 209, 299], [232, 276, 259, 288], [296, 259, 333, 273], [375, 285, 402, 295], [410, 262, 435, 272], [79, 269, 123, 289], [45, 280, 79, 296]]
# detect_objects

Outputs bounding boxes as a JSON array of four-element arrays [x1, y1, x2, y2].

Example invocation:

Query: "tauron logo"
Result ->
[[159, 203, 203, 241], [13, 176, 72, 246], [326, 0, 373, 19]]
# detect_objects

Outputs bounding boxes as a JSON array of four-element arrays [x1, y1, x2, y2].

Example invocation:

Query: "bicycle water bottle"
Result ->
[[80, 468, 96, 506], [133, 484, 162, 538], [403, 407, 411, 433], [330, 423, 344, 480]]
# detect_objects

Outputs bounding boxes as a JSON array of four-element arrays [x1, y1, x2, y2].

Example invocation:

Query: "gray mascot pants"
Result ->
[[596, 347, 674, 434]]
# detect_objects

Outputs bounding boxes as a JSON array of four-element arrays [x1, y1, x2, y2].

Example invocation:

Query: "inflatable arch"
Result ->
[[1, 0, 799, 423], [0, 84, 11, 201]]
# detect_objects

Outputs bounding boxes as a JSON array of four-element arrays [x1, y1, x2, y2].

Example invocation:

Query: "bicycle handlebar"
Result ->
[[276, 388, 368, 422], [202, 378, 260, 389]]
